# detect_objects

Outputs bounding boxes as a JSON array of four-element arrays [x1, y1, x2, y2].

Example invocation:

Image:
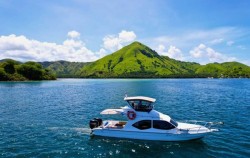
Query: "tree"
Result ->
[[17, 63, 43, 80], [0, 68, 9, 80], [3, 59, 18, 74]]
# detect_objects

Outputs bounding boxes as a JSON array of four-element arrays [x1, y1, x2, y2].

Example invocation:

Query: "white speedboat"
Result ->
[[89, 96, 222, 141]]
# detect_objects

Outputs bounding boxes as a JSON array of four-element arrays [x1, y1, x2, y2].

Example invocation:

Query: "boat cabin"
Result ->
[[132, 119, 178, 130], [124, 96, 156, 112]]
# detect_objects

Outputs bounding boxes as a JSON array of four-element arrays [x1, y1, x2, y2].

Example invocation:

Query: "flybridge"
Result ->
[[124, 96, 155, 112], [124, 96, 156, 102]]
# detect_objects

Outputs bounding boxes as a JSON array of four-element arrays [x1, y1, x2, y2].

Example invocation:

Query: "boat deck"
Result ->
[[103, 120, 127, 129]]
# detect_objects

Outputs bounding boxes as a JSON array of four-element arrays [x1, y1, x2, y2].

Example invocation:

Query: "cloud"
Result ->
[[0, 30, 137, 62], [0, 35, 28, 51], [227, 40, 234, 46], [119, 30, 137, 42], [143, 27, 249, 64], [189, 44, 206, 58], [145, 27, 248, 53], [95, 48, 107, 59], [0, 32, 98, 62], [156, 44, 184, 60], [237, 45, 246, 50], [103, 35, 122, 52], [103, 30, 136, 52], [0, 29, 246, 65], [63, 39, 83, 48], [67, 30, 80, 39], [209, 38, 224, 45], [189, 43, 236, 63]]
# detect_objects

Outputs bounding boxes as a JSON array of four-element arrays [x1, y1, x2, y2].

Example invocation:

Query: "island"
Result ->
[[1, 42, 250, 80], [42, 42, 250, 78]]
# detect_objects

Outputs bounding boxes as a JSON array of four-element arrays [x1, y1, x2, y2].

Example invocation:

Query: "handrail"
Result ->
[[183, 120, 223, 126], [179, 120, 223, 133]]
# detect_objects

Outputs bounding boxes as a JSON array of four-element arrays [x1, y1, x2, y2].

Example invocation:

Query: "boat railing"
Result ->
[[180, 120, 223, 133]]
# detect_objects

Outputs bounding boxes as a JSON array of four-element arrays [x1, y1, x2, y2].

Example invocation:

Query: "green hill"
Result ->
[[79, 41, 250, 78], [195, 62, 250, 78], [80, 42, 201, 78], [40, 61, 90, 78], [0, 59, 56, 81]]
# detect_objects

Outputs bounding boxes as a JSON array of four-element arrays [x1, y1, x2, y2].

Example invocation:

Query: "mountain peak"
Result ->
[[126, 41, 148, 48], [129, 41, 143, 45], [120, 41, 159, 58]]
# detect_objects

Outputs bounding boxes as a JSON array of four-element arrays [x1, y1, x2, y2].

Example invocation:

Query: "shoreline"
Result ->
[[0, 77, 249, 82]]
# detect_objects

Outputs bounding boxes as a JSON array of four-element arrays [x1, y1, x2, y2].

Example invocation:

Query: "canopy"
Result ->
[[124, 96, 156, 102], [100, 109, 124, 115]]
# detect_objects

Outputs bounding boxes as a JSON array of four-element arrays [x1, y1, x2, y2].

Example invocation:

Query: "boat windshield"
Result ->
[[127, 100, 153, 112], [170, 119, 178, 127]]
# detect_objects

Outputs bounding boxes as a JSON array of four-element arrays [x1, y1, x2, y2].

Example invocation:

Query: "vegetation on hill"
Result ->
[[79, 42, 201, 78], [40, 61, 90, 78], [195, 62, 250, 78], [0, 59, 56, 81], [79, 41, 250, 78]]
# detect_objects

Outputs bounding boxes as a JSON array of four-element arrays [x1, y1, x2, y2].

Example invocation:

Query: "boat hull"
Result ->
[[92, 128, 208, 141]]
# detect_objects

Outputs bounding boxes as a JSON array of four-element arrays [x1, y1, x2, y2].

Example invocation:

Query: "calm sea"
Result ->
[[0, 79, 249, 157]]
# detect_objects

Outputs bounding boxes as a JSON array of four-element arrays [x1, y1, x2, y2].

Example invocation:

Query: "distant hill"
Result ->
[[79, 42, 201, 78], [79, 41, 250, 78], [195, 62, 250, 78], [1, 41, 250, 79], [0, 59, 56, 81], [39, 61, 91, 78]]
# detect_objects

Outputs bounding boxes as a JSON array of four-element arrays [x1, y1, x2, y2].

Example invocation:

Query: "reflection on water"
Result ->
[[0, 81, 44, 88]]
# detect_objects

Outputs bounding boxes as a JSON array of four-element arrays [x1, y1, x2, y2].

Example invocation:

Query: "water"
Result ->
[[0, 79, 249, 157]]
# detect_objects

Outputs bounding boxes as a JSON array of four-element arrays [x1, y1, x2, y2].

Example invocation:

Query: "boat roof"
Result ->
[[100, 107, 172, 122], [100, 109, 124, 115], [124, 96, 156, 102]]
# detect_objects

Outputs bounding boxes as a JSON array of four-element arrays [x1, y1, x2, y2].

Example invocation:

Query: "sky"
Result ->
[[0, 0, 250, 65]]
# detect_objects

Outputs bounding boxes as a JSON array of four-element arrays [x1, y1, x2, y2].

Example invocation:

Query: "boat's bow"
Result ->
[[177, 121, 223, 134]]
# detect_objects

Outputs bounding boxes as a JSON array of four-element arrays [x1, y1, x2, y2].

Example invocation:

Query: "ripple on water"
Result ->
[[0, 79, 249, 157]]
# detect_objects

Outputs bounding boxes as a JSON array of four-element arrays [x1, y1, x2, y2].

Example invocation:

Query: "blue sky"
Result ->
[[0, 0, 250, 65]]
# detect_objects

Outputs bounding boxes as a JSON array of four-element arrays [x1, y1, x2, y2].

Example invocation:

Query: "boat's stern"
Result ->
[[89, 118, 103, 130]]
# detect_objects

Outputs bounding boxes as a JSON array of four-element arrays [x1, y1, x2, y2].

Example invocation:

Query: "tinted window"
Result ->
[[128, 100, 153, 112], [170, 119, 178, 127], [132, 120, 151, 130], [153, 120, 176, 130]]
